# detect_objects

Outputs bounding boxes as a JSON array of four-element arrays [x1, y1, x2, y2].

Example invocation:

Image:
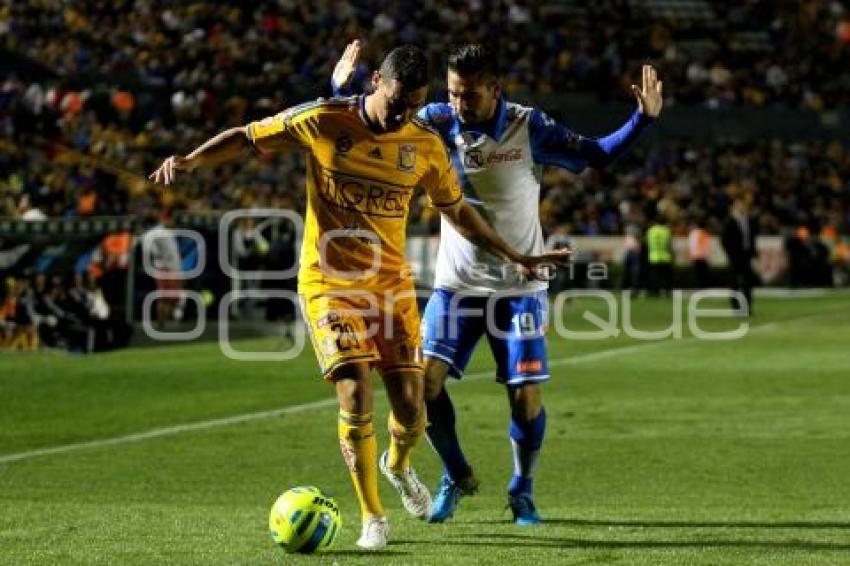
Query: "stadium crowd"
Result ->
[[1, 1, 849, 355], [538, 138, 850, 238], [3, 1, 849, 108], [1, 1, 848, 239], [0, 271, 130, 352], [3, 100, 847, 243]]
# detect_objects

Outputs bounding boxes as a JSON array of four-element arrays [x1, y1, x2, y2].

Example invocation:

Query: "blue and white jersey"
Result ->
[[418, 97, 653, 294]]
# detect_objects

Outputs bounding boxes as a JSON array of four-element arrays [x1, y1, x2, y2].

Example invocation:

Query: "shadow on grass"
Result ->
[[323, 548, 411, 557], [461, 518, 850, 529], [442, 533, 850, 552]]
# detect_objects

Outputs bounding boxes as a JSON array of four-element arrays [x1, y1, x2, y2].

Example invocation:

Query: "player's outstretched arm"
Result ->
[[532, 65, 663, 171], [148, 127, 253, 185], [584, 64, 663, 165], [632, 64, 663, 118], [331, 39, 362, 96], [441, 199, 570, 279]]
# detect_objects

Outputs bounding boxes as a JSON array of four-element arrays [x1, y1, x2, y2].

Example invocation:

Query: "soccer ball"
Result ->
[[269, 486, 342, 553]]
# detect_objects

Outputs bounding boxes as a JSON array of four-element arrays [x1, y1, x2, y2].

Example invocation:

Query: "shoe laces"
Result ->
[[436, 475, 459, 500], [363, 517, 386, 536], [397, 467, 423, 492]]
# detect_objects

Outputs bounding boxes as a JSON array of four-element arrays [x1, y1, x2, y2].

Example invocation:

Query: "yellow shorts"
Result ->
[[299, 286, 423, 379]]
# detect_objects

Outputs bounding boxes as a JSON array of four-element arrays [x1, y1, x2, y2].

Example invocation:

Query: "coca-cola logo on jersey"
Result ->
[[463, 147, 523, 169], [486, 148, 522, 164]]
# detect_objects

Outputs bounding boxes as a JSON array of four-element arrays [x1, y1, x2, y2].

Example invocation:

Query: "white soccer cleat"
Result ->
[[356, 515, 389, 550], [379, 451, 432, 519]]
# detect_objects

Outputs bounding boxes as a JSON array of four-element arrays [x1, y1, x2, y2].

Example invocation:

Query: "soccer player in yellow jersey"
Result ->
[[149, 45, 568, 549]]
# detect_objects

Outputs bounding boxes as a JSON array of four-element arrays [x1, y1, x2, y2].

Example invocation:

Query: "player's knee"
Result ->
[[422, 358, 449, 402], [335, 380, 365, 411], [383, 369, 424, 423], [510, 383, 542, 421], [332, 365, 371, 413], [422, 373, 442, 402], [397, 387, 423, 423]]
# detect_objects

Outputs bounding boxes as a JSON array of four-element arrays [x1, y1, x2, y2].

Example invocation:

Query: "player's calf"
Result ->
[[506, 391, 547, 525]]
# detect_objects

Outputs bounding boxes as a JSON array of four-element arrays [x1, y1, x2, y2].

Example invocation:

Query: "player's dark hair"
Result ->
[[379, 45, 429, 91], [448, 43, 500, 82]]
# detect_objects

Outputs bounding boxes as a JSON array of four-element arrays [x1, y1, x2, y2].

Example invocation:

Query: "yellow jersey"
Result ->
[[247, 96, 462, 293]]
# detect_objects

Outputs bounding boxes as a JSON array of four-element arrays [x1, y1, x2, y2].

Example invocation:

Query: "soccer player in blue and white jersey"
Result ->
[[333, 41, 663, 524]]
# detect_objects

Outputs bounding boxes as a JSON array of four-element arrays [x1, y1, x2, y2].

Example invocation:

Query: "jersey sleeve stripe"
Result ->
[[409, 116, 442, 137], [282, 97, 356, 123]]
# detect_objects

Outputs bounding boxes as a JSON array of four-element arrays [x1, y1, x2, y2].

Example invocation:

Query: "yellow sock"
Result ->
[[338, 411, 384, 520], [387, 410, 427, 473]]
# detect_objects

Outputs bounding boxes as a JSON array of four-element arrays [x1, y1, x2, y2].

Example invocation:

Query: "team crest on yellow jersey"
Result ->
[[335, 133, 353, 154], [397, 144, 416, 172]]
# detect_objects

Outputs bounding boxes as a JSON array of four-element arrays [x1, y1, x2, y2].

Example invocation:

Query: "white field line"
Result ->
[[0, 316, 805, 465]]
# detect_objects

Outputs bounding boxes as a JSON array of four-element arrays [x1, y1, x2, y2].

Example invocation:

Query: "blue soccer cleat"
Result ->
[[428, 475, 462, 523], [427, 473, 479, 523], [508, 493, 541, 525]]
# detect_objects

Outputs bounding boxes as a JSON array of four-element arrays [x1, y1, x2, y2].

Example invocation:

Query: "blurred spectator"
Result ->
[[140, 212, 184, 328], [620, 222, 643, 292], [722, 198, 759, 316], [0, 277, 38, 350], [17, 194, 47, 221], [646, 211, 673, 296], [688, 218, 712, 288], [89, 231, 133, 314], [231, 216, 270, 319], [261, 206, 300, 324], [785, 225, 813, 288], [1, 277, 19, 346], [69, 272, 106, 350], [24, 272, 63, 347], [65, 271, 130, 352], [833, 236, 850, 286]]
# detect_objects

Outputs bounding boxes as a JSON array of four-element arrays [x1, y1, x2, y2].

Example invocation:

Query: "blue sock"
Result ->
[[426, 387, 472, 482], [508, 407, 546, 496]]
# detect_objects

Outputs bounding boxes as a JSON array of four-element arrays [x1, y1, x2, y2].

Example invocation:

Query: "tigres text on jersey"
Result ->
[[247, 95, 462, 295]]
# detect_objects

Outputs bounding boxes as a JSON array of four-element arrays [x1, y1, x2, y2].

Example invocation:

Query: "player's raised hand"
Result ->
[[519, 247, 572, 281], [331, 39, 362, 91], [631, 64, 663, 118], [148, 155, 188, 186]]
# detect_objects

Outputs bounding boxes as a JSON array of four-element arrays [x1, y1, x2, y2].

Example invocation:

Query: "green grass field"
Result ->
[[2, 292, 850, 565]]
